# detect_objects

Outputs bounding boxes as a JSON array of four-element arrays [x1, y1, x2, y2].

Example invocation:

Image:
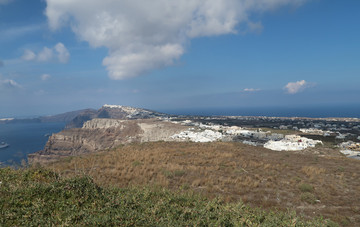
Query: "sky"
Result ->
[[0, 0, 360, 117]]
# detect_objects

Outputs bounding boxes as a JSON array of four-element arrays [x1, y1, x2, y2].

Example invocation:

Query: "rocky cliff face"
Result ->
[[28, 118, 187, 164]]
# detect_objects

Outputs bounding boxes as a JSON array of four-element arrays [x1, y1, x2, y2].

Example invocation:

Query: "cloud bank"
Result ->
[[284, 80, 309, 94], [22, 42, 70, 63], [45, 0, 307, 80]]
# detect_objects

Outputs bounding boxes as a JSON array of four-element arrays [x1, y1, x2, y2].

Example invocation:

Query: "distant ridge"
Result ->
[[40, 109, 96, 123], [66, 104, 168, 128], [2, 109, 96, 124]]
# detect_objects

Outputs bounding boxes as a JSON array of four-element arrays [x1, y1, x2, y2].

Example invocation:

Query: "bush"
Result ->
[[301, 192, 317, 204], [0, 167, 330, 226], [299, 183, 314, 193]]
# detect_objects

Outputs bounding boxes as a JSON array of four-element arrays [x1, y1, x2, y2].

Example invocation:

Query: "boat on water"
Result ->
[[0, 142, 9, 149]]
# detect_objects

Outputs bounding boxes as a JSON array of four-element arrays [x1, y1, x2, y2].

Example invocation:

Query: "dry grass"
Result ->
[[45, 141, 360, 226]]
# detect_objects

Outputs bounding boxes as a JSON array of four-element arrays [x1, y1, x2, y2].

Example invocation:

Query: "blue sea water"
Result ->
[[0, 122, 65, 166]]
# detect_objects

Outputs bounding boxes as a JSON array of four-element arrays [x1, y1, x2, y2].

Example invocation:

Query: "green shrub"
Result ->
[[299, 183, 314, 193], [301, 192, 317, 204], [0, 167, 330, 226], [132, 160, 142, 167]]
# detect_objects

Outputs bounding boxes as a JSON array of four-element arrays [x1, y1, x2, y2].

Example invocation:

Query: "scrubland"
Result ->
[[43, 141, 360, 226], [1, 167, 332, 226]]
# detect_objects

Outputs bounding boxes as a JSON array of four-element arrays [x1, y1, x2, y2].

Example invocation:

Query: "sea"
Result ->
[[0, 122, 65, 166]]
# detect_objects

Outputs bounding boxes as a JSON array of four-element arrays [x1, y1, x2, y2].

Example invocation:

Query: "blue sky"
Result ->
[[0, 0, 359, 117]]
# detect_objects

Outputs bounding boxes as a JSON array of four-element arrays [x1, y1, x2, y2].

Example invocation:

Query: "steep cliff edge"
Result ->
[[28, 118, 187, 164]]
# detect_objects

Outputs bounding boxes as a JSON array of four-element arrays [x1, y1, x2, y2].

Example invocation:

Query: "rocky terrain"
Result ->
[[29, 105, 360, 164], [65, 104, 168, 128], [28, 118, 187, 163]]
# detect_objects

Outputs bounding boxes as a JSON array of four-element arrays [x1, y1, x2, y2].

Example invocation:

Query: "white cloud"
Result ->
[[0, 79, 22, 89], [45, 0, 307, 79], [54, 42, 70, 63], [41, 74, 51, 81], [37, 47, 54, 62], [284, 80, 309, 94], [244, 88, 261, 92], [22, 49, 36, 61], [21, 43, 70, 63], [103, 44, 183, 79]]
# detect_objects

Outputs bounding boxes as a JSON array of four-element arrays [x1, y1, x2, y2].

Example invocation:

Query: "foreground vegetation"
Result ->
[[46, 142, 360, 225], [0, 167, 333, 226]]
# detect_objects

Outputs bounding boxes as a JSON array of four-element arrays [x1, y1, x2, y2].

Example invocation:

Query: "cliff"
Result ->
[[28, 118, 187, 163]]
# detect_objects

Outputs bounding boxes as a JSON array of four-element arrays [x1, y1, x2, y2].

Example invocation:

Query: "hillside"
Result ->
[[44, 141, 360, 226], [2, 104, 167, 127], [0, 167, 331, 226], [1, 109, 96, 124], [40, 109, 96, 123], [28, 119, 188, 163], [65, 104, 169, 128]]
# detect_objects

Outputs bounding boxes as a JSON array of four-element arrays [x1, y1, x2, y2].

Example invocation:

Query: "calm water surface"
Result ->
[[0, 122, 65, 166]]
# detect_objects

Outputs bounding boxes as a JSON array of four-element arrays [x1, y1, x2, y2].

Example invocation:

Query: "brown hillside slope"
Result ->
[[45, 142, 360, 226]]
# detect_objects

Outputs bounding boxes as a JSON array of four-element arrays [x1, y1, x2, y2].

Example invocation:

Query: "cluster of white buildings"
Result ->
[[170, 120, 324, 152], [167, 117, 360, 157], [299, 128, 326, 135]]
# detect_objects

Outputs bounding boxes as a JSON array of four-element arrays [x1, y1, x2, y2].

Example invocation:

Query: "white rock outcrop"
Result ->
[[340, 150, 360, 157], [264, 135, 322, 151], [339, 141, 360, 157], [171, 130, 223, 142]]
